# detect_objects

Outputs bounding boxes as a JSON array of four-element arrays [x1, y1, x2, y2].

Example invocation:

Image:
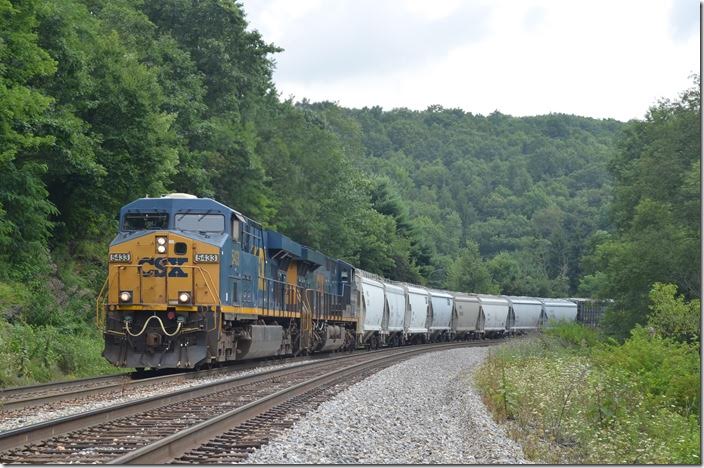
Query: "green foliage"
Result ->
[[446, 241, 499, 294], [580, 80, 700, 337], [0, 0, 57, 281], [647, 282, 700, 342], [0, 0, 694, 390], [544, 321, 602, 348], [312, 103, 620, 295], [0, 320, 120, 387], [592, 326, 700, 416], [476, 325, 701, 464]]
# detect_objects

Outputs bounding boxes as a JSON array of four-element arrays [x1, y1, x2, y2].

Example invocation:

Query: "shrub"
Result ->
[[592, 325, 700, 416], [475, 323, 701, 464], [647, 282, 700, 342], [545, 321, 602, 348], [0, 320, 120, 387]]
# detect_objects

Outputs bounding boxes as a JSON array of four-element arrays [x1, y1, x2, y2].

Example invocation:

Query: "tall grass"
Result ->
[[0, 320, 121, 387], [475, 323, 701, 464]]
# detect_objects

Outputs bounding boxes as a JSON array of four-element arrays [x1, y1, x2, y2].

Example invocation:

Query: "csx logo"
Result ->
[[138, 257, 188, 277]]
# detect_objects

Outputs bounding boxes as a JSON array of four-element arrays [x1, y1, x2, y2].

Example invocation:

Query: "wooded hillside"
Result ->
[[0, 0, 698, 383]]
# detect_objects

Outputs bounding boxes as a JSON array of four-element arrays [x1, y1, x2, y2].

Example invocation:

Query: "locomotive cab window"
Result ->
[[174, 213, 225, 233], [122, 213, 168, 231], [232, 218, 241, 243]]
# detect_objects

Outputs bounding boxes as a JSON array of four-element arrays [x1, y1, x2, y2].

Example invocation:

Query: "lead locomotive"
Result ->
[[101, 194, 356, 369]]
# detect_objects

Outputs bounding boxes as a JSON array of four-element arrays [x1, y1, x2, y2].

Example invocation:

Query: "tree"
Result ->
[[447, 242, 499, 294], [0, 0, 57, 279], [580, 80, 700, 338], [647, 283, 700, 343]]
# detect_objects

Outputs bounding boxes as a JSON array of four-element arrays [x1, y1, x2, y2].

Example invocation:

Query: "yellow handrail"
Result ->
[[95, 271, 114, 331], [109, 264, 222, 307], [101, 265, 223, 332]]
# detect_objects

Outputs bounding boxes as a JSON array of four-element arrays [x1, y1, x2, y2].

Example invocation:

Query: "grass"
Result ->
[[0, 319, 122, 388], [474, 323, 701, 464]]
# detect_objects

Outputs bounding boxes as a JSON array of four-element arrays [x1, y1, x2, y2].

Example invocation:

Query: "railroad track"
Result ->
[[0, 353, 334, 415], [0, 373, 131, 412], [0, 341, 495, 464]]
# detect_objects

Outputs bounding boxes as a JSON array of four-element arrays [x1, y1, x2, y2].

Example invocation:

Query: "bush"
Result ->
[[0, 320, 120, 387], [545, 321, 602, 348], [592, 326, 700, 416], [647, 283, 700, 342], [475, 323, 701, 464]]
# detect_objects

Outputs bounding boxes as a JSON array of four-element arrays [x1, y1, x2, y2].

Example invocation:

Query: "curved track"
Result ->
[[0, 341, 496, 464]]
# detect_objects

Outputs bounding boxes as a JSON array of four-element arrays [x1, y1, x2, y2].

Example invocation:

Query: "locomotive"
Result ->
[[99, 194, 579, 370]]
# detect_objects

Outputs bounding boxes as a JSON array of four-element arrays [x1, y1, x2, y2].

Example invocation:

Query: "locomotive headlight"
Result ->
[[119, 291, 132, 303], [156, 236, 167, 254], [178, 291, 191, 304]]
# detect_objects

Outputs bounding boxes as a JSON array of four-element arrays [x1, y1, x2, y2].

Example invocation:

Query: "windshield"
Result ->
[[174, 213, 225, 233], [122, 213, 169, 231]]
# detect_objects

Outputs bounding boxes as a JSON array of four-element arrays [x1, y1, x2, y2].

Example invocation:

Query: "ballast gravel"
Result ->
[[244, 347, 527, 464]]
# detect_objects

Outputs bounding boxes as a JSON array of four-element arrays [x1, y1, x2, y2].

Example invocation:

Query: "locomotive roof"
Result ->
[[120, 196, 247, 222]]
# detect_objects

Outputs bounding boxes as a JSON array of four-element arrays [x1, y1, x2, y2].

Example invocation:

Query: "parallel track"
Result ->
[[0, 374, 131, 411], [0, 341, 495, 464], [0, 353, 337, 412]]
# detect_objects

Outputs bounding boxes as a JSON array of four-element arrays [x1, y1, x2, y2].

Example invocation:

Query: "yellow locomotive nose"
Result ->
[[106, 232, 220, 309]]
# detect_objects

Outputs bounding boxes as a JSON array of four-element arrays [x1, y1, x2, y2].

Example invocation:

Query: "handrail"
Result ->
[[96, 273, 110, 331]]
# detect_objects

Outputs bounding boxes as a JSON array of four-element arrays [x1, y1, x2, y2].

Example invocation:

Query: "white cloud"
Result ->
[[243, 0, 699, 121]]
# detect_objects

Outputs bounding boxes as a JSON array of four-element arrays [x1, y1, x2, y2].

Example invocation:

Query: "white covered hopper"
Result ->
[[428, 290, 454, 332], [358, 276, 385, 334], [384, 283, 405, 333], [404, 285, 429, 335], [505, 296, 544, 330], [477, 295, 510, 333], [453, 294, 484, 334], [540, 298, 578, 323]]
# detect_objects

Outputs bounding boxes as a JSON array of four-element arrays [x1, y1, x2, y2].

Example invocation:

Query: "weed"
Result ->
[[475, 323, 701, 464]]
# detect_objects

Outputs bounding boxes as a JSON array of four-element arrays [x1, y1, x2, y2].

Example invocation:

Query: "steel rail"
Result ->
[[0, 341, 473, 452], [0, 355, 304, 412], [0, 373, 129, 399], [0, 374, 131, 411], [109, 342, 477, 464]]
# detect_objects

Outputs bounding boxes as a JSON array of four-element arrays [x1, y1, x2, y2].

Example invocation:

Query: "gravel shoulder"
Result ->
[[244, 347, 527, 464]]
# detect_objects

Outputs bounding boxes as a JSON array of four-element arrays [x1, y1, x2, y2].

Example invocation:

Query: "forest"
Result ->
[[0, 0, 699, 382]]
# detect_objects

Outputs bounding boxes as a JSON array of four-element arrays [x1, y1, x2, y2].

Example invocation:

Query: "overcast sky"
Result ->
[[242, 0, 699, 121]]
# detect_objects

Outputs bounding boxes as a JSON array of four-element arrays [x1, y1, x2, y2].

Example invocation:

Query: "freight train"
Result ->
[[99, 194, 580, 370]]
